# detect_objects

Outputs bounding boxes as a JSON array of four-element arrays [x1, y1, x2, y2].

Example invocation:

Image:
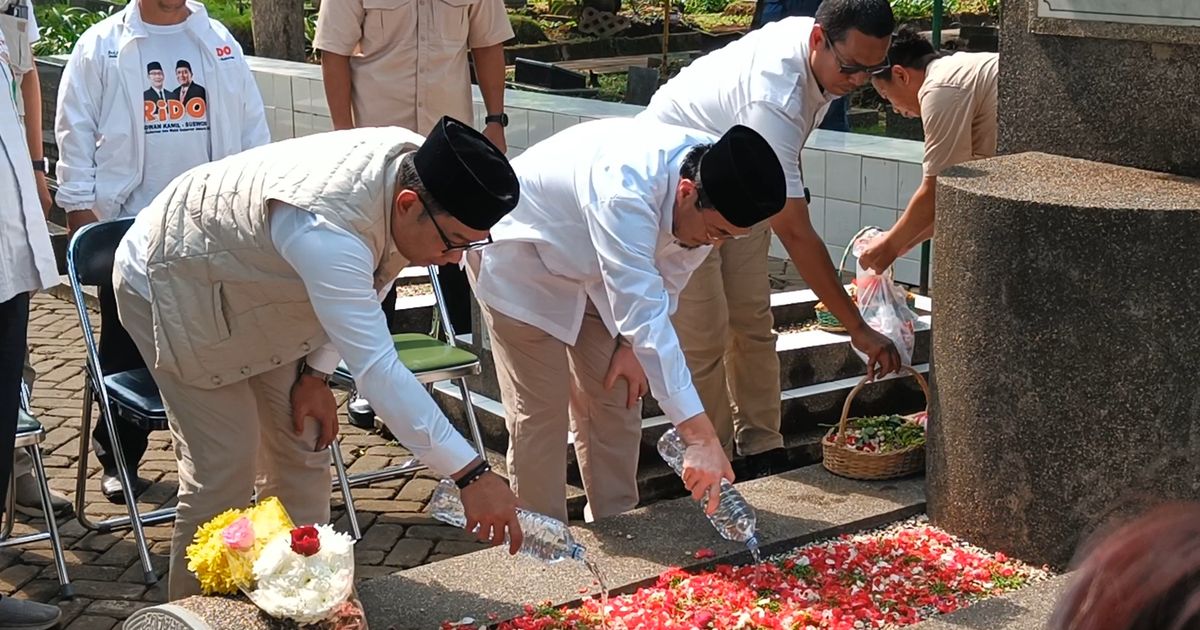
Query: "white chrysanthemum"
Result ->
[[248, 524, 356, 624]]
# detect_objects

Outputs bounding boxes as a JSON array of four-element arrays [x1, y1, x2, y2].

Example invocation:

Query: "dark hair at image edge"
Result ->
[[679, 144, 712, 204], [815, 0, 895, 42], [874, 25, 946, 80], [1047, 502, 1200, 630]]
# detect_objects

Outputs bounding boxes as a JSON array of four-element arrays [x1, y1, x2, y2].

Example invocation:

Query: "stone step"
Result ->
[[452, 315, 931, 420], [436, 362, 929, 455]]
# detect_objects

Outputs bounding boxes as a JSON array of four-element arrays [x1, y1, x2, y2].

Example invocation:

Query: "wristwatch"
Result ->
[[298, 360, 331, 385], [484, 112, 509, 127], [32, 158, 46, 174]]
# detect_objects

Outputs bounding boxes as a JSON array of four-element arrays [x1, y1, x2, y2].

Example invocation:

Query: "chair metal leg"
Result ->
[[1, 470, 14, 540], [328, 440, 361, 540], [29, 445, 74, 599], [456, 378, 487, 458], [102, 404, 158, 585], [74, 384, 164, 584]]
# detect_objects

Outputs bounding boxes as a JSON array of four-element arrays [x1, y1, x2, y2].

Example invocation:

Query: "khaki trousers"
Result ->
[[481, 300, 641, 524], [113, 276, 332, 600], [671, 222, 783, 458]]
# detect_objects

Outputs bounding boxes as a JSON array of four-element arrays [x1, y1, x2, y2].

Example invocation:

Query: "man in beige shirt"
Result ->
[[314, 0, 514, 409], [859, 26, 997, 273]]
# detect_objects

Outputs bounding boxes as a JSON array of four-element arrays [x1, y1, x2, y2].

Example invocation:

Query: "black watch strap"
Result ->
[[484, 113, 508, 127], [455, 460, 492, 489]]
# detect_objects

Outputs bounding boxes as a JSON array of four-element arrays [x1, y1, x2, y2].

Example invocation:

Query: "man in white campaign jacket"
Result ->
[[469, 118, 787, 522], [54, 0, 269, 503]]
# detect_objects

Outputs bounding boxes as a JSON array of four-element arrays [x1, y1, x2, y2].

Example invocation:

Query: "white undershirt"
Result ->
[[115, 201, 478, 477]]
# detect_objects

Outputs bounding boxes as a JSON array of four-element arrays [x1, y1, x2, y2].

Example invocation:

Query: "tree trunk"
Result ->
[[251, 0, 307, 61]]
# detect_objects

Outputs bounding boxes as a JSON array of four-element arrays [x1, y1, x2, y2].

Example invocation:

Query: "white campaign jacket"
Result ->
[[54, 1, 270, 218], [471, 117, 719, 424]]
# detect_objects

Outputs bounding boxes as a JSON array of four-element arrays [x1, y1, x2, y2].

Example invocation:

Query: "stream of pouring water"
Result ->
[[585, 558, 611, 629]]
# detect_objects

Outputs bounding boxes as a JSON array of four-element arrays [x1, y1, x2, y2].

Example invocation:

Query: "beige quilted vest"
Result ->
[[143, 127, 421, 389]]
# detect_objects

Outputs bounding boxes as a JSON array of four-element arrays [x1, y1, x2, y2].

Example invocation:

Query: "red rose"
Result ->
[[290, 525, 321, 556]]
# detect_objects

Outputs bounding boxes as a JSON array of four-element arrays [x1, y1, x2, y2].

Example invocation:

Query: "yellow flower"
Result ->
[[248, 497, 295, 553], [185, 508, 245, 595]]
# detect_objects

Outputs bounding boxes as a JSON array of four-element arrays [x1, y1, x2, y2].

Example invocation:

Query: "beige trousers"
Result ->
[[480, 300, 642, 524], [113, 276, 332, 600], [671, 222, 783, 458]]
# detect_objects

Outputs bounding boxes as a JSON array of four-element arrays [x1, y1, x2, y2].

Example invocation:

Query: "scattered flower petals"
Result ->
[[497, 516, 1051, 630], [693, 548, 716, 560]]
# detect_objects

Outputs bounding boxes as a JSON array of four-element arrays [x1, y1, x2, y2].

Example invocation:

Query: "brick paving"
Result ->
[[1, 292, 489, 629]]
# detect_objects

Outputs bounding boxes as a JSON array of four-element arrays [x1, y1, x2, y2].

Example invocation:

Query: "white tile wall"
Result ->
[[824, 199, 862, 248], [861, 204, 897, 232], [898, 162, 923, 205], [505, 109, 530, 149], [552, 113, 580, 133], [861, 158, 898, 209], [801, 148, 826, 197], [240, 54, 931, 285], [807, 196, 825, 237], [527, 110, 554, 145], [825, 152, 862, 202]]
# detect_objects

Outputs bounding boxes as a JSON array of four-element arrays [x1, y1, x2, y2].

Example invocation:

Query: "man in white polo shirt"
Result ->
[[638, 0, 901, 473]]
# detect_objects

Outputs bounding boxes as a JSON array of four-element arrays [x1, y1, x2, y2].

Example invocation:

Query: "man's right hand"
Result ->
[[676, 414, 735, 515], [66, 209, 98, 237], [457, 468, 523, 555], [848, 324, 901, 381]]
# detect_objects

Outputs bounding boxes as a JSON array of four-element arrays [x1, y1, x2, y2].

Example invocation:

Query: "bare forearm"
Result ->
[[471, 44, 506, 115], [890, 177, 937, 254], [320, 52, 355, 130], [21, 67, 42, 160], [771, 200, 867, 332]]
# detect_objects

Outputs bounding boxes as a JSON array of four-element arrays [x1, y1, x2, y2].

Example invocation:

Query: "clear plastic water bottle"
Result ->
[[657, 428, 760, 559], [428, 479, 587, 564]]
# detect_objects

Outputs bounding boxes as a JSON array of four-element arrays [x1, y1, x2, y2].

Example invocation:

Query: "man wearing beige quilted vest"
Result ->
[[111, 116, 524, 599]]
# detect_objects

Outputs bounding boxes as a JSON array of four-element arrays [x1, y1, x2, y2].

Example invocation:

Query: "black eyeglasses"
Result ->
[[826, 39, 890, 76], [426, 208, 493, 253]]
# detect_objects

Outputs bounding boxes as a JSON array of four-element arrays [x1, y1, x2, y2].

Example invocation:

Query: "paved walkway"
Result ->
[[1, 292, 486, 629]]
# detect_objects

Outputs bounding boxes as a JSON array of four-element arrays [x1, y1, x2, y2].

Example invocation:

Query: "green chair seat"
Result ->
[[335, 333, 478, 381], [17, 409, 41, 435]]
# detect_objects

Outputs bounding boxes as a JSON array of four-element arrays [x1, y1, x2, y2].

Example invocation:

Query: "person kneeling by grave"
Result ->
[[467, 119, 787, 523], [111, 116, 525, 600], [858, 26, 998, 273]]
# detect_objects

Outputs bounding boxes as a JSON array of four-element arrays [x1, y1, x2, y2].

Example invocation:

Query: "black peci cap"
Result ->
[[413, 116, 520, 231], [699, 125, 787, 228]]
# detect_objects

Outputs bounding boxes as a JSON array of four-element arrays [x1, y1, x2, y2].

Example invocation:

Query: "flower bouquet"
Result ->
[[185, 497, 367, 629]]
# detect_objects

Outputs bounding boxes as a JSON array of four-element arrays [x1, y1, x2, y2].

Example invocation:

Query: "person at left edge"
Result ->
[[54, 0, 270, 503], [111, 116, 523, 600], [0, 2, 64, 626]]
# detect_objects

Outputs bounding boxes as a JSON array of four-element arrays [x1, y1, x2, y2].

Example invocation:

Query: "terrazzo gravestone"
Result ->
[[927, 0, 1200, 570], [999, 0, 1200, 177], [928, 151, 1200, 568]]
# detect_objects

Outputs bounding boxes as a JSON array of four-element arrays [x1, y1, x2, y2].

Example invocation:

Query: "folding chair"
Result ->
[[67, 218, 171, 584], [67, 219, 367, 578], [0, 381, 73, 598], [328, 265, 487, 539]]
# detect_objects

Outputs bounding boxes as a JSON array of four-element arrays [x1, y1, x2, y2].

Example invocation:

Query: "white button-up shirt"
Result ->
[[638, 17, 837, 199], [0, 32, 57, 305], [471, 118, 719, 424]]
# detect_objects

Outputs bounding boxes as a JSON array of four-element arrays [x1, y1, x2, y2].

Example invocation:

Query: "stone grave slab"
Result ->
[[358, 465, 925, 629]]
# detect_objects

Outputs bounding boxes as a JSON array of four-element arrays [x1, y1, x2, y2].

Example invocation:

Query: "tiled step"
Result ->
[[454, 315, 931, 419]]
